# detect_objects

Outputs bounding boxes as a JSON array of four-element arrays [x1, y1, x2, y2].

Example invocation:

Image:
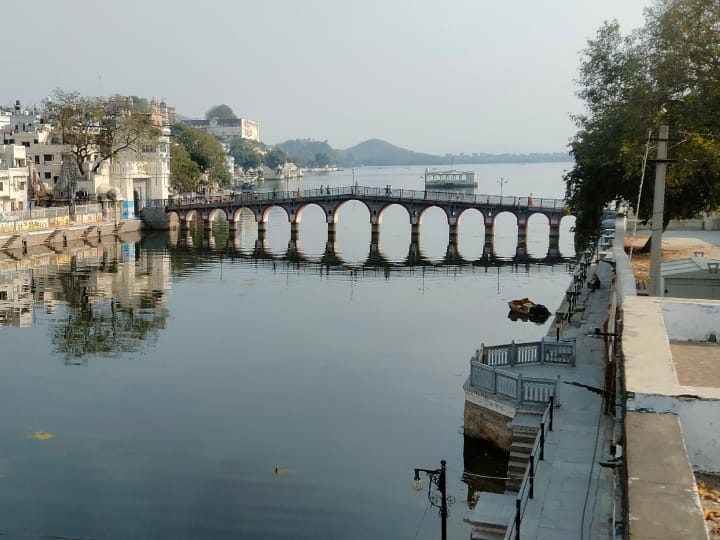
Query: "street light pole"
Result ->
[[412, 459, 452, 540], [498, 177, 509, 197]]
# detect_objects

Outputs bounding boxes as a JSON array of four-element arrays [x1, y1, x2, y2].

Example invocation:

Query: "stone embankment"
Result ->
[[0, 218, 143, 253]]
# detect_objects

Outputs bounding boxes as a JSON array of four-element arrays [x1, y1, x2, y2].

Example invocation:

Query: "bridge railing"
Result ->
[[475, 339, 575, 367], [158, 186, 567, 211], [465, 362, 558, 405]]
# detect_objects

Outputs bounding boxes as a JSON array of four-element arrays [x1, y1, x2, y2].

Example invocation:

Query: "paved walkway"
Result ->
[[468, 258, 617, 539], [519, 258, 616, 539]]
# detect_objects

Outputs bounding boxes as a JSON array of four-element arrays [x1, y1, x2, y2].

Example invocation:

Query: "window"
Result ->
[[22, 142, 30, 147], [0, 182, 3, 190], [34, 156, 40, 164], [43, 154, 53, 162], [142, 144, 156, 153], [0, 291, 7, 300], [44, 172, 51, 179], [53, 176, 58, 184], [19, 182, 26, 190]]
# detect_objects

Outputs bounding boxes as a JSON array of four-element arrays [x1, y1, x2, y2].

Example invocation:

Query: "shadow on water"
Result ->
[[462, 436, 510, 505]]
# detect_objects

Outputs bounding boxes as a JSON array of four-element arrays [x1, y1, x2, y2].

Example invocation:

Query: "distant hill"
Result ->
[[337, 139, 444, 166], [277, 138, 570, 167]]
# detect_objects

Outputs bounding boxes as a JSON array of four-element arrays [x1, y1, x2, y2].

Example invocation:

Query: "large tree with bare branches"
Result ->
[[48, 89, 160, 177]]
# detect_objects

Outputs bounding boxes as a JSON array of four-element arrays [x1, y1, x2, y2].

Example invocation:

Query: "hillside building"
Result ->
[[181, 117, 260, 142]]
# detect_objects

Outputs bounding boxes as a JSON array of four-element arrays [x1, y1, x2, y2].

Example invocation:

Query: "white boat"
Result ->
[[424, 168, 477, 188]]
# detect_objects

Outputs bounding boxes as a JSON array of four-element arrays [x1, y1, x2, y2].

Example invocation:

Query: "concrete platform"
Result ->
[[625, 412, 707, 540]]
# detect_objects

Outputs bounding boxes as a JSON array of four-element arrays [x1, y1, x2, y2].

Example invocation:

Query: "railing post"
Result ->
[[540, 421, 545, 461], [549, 395, 554, 431], [515, 498, 521, 540], [493, 366, 498, 394], [539, 339, 545, 364], [529, 456, 535, 499], [516, 373, 523, 403], [510, 340, 516, 366]]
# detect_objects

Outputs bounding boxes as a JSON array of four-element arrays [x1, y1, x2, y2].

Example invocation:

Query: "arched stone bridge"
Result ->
[[161, 185, 573, 257]]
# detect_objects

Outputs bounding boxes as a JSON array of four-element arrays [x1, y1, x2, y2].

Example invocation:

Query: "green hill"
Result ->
[[277, 138, 569, 167]]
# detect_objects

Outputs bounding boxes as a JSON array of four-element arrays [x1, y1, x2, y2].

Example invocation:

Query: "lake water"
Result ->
[[0, 163, 575, 539]]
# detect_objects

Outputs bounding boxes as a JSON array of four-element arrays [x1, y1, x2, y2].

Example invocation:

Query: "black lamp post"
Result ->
[[412, 459, 454, 540]]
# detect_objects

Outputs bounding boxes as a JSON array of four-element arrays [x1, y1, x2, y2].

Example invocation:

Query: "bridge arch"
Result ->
[[456, 208, 486, 261], [527, 212, 550, 258]]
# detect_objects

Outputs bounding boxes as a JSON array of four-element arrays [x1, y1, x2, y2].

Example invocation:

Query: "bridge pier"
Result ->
[[446, 241, 459, 264], [181, 226, 194, 248], [407, 241, 420, 266], [448, 223, 458, 243], [287, 240, 298, 259], [371, 223, 380, 243], [290, 221, 300, 242], [257, 221, 267, 241], [327, 222, 336, 242], [227, 221, 237, 239], [411, 223, 420, 243], [548, 224, 561, 257]]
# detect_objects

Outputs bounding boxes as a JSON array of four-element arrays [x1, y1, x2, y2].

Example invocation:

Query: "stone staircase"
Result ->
[[81, 225, 97, 239], [1, 234, 20, 250], [44, 229, 63, 244], [506, 412, 542, 493]]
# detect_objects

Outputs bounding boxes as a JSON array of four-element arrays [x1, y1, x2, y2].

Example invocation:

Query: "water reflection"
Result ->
[[0, 234, 170, 362], [169, 225, 573, 269], [462, 436, 510, 504]]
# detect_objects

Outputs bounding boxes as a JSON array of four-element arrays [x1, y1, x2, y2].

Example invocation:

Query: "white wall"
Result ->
[[661, 300, 720, 341]]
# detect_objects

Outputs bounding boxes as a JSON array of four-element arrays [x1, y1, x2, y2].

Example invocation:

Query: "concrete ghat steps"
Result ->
[[465, 492, 516, 540], [1, 234, 20, 249], [505, 412, 542, 493], [44, 229, 62, 244]]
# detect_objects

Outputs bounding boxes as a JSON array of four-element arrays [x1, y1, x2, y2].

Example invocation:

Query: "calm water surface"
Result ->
[[1, 164, 575, 539]]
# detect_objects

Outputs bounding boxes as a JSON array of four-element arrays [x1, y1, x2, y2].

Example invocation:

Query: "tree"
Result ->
[[314, 152, 331, 167], [171, 123, 232, 186], [565, 0, 720, 249], [265, 148, 287, 169], [49, 89, 160, 178], [205, 104, 237, 120], [229, 136, 262, 170], [169, 142, 202, 192]]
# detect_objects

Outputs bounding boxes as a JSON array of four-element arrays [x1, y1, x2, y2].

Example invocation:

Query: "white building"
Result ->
[[182, 117, 260, 142], [0, 144, 29, 211], [1, 100, 171, 218]]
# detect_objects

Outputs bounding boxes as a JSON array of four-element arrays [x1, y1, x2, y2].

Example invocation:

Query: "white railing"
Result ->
[[466, 362, 558, 405], [0, 206, 69, 223], [475, 339, 575, 368]]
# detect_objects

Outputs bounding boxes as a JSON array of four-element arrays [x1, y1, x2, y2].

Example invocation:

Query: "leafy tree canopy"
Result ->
[[171, 123, 231, 186], [205, 104, 237, 120], [265, 148, 287, 170], [169, 142, 202, 192], [228, 136, 262, 170], [565, 0, 720, 249]]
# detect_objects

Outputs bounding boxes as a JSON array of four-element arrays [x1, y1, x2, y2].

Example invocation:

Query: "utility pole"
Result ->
[[649, 125, 669, 296]]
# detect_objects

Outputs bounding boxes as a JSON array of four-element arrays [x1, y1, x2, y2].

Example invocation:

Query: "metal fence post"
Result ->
[[540, 421, 545, 460], [529, 457, 535, 499]]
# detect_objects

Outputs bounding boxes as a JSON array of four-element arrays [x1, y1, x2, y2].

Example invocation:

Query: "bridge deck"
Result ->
[[160, 185, 566, 212]]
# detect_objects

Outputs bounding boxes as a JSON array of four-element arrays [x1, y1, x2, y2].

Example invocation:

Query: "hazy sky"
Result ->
[[5, 0, 651, 154]]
